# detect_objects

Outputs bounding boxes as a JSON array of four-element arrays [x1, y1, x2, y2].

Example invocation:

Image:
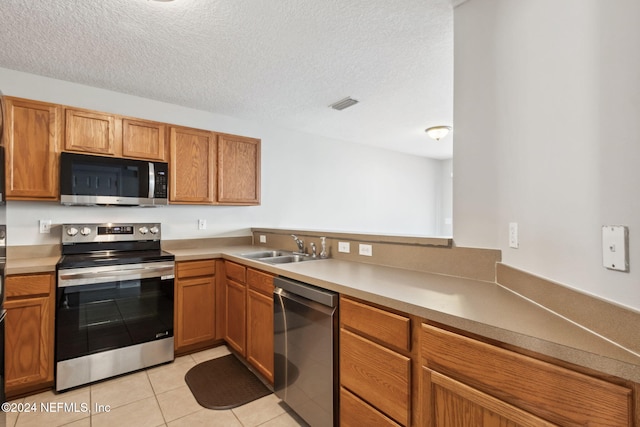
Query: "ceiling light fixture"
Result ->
[[329, 97, 359, 111], [425, 125, 452, 141]]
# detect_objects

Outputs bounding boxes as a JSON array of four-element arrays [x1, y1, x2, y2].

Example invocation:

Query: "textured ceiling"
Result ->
[[0, 0, 454, 158]]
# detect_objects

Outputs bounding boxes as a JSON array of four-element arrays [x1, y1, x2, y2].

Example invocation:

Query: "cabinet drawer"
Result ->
[[6, 274, 53, 298], [247, 268, 274, 296], [340, 387, 402, 427], [421, 324, 632, 426], [341, 329, 411, 426], [341, 297, 410, 352], [177, 259, 216, 279], [225, 261, 246, 283]]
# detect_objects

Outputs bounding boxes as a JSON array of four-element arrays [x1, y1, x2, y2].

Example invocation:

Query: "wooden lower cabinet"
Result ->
[[4, 273, 55, 398], [420, 324, 633, 426], [174, 260, 217, 353], [224, 261, 247, 356], [340, 387, 402, 427], [223, 261, 274, 383], [423, 368, 555, 426], [340, 296, 413, 427], [246, 268, 274, 383]]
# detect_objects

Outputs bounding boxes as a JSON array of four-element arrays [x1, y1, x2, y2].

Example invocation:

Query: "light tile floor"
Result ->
[[6, 345, 308, 427]]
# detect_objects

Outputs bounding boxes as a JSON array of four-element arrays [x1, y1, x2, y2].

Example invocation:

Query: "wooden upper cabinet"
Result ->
[[65, 108, 167, 161], [122, 119, 166, 161], [217, 134, 260, 205], [169, 126, 217, 204], [3, 97, 61, 200], [65, 108, 117, 155]]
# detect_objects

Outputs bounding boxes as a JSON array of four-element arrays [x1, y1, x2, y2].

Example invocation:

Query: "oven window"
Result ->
[[56, 277, 173, 362]]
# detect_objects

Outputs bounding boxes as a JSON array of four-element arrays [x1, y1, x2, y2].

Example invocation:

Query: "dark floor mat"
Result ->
[[185, 354, 271, 410]]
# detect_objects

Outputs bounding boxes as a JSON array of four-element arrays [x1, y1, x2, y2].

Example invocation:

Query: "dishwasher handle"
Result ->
[[273, 277, 337, 307], [274, 287, 337, 317]]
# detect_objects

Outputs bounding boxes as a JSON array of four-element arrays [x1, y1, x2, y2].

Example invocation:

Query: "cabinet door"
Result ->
[[217, 134, 260, 205], [65, 108, 117, 155], [122, 119, 166, 161], [5, 274, 55, 399], [3, 97, 61, 200], [422, 368, 556, 427], [224, 279, 246, 356], [247, 288, 274, 383], [175, 275, 216, 350], [169, 126, 217, 204]]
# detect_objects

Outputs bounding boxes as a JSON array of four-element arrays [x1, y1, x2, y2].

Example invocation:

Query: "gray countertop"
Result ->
[[9, 244, 640, 383]]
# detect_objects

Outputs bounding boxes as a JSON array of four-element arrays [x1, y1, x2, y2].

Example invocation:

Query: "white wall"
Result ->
[[454, 0, 640, 310], [0, 67, 447, 245]]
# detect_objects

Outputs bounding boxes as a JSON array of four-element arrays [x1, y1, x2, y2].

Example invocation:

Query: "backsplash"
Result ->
[[251, 228, 500, 282]]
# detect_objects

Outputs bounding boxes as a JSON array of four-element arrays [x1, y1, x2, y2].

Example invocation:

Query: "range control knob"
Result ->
[[139, 226, 149, 235], [66, 227, 79, 236], [149, 226, 159, 234], [80, 227, 92, 236]]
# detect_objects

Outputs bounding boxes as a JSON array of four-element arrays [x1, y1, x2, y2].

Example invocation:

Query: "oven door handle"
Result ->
[[58, 265, 175, 287]]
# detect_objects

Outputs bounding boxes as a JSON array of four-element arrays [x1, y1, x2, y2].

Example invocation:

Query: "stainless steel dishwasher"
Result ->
[[274, 276, 338, 427]]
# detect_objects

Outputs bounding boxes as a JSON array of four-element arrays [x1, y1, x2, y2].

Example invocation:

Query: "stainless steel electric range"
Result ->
[[55, 223, 175, 391]]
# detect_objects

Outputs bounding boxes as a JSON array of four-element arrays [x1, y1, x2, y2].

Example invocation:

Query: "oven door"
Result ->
[[56, 261, 174, 363]]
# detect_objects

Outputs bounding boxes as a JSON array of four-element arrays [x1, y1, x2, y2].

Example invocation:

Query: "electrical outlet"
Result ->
[[359, 244, 373, 256], [39, 219, 52, 234], [509, 222, 519, 248], [259, 235, 267, 243], [338, 242, 350, 253], [198, 219, 206, 230]]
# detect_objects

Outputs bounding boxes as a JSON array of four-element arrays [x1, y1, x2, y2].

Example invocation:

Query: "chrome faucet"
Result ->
[[291, 234, 305, 254], [310, 242, 317, 258]]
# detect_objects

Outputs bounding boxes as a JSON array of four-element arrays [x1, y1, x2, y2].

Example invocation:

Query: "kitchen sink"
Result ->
[[239, 250, 288, 259], [262, 254, 314, 264], [237, 250, 318, 264]]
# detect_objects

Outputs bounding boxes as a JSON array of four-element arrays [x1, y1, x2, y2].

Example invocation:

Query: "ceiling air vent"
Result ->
[[329, 97, 359, 111]]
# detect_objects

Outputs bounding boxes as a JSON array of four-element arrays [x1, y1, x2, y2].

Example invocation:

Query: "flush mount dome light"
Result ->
[[425, 126, 452, 141]]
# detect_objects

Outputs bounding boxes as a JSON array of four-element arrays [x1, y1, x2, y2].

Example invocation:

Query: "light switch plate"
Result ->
[[602, 225, 629, 272], [338, 242, 350, 253], [259, 235, 267, 243]]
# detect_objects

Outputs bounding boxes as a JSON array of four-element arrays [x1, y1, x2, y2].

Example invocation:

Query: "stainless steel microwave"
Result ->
[[60, 152, 169, 206]]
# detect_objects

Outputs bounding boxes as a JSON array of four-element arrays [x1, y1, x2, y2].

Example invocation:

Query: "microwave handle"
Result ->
[[148, 162, 155, 198]]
